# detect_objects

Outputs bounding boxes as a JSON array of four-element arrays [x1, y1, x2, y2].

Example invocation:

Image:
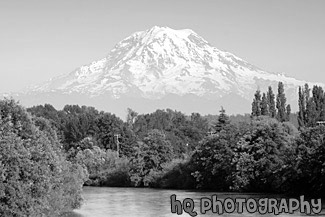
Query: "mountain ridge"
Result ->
[[4, 26, 324, 117]]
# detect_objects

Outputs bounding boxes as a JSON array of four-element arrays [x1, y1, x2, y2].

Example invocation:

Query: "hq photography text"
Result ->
[[170, 195, 322, 216]]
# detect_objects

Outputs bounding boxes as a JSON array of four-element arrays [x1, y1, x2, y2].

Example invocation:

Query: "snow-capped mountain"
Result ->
[[12, 26, 324, 117]]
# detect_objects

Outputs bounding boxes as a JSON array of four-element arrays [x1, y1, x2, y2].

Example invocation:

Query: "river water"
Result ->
[[65, 187, 324, 217]]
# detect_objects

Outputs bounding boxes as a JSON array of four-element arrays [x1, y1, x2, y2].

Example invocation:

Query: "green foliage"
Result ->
[[28, 104, 137, 157], [133, 109, 208, 155], [298, 86, 306, 127], [261, 93, 269, 116], [286, 104, 291, 121], [298, 84, 325, 127], [147, 158, 196, 189], [27, 104, 62, 132], [214, 107, 230, 133], [99, 158, 131, 187], [191, 123, 240, 190], [129, 130, 174, 187], [251, 90, 262, 117], [0, 98, 34, 139], [74, 144, 131, 187], [276, 82, 287, 122], [95, 112, 123, 150], [74, 146, 116, 185], [0, 99, 86, 217], [126, 108, 138, 129], [288, 126, 325, 196], [251, 84, 291, 123], [21, 91, 325, 199], [267, 86, 276, 118], [233, 117, 296, 193]]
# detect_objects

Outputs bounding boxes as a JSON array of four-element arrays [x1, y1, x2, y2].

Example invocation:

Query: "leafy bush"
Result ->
[[233, 117, 297, 193], [286, 126, 325, 196], [149, 158, 196, 189], [0, 99, 86, 216], [129, 130, 174, 187], [99, 158, 131, 187]]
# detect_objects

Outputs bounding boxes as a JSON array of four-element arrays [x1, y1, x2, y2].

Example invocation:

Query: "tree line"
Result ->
[[251, 82, 291, 122], [1, 82, 325, 216]]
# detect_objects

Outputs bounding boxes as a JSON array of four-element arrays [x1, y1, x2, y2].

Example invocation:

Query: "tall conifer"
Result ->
[[298, 86, 306, 127], [251, 90, 262, 117], [267, 86, 276, 118], [261, 93, 269, 116], [215, 107, 230, 132], [276, 82, 287, 122]]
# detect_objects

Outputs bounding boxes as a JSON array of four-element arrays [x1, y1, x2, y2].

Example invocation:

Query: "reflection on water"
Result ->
[[64, 187, 324, 217]]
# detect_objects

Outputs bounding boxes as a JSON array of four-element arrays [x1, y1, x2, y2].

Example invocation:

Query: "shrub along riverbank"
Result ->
[[0, 99, 87, 217]]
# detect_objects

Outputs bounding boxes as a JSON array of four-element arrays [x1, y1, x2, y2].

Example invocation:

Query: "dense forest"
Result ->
[[1, 82, 325, 216]]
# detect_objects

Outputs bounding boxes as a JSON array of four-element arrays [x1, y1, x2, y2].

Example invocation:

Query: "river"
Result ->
[[64, 187, 324, 217]]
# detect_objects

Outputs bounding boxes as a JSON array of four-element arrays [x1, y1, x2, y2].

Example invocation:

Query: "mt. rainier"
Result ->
[[15, 26, 324, 117]]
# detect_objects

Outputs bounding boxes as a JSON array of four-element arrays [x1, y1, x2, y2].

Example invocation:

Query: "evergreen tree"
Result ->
[[306, 97, 317, 127], [276, 82, 287, 122], [321, 94, 325, 121], [267, 86, 276, 118], [286, 104, 291, 122], [312, 86, 323, 112], [297, 84, 323, 127], [261, 93, 269, 116], [304, 84, 313, 126], [251, 90, 262, 117], [214, 107, 230, 133], [312, 86, 325, 121], [298, 86, 306, 127]]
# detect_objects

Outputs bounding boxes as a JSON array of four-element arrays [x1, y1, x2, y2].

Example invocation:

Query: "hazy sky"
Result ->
[[1, 0, 324, 92]]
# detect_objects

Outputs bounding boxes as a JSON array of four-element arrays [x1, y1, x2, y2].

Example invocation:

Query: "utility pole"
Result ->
[[114, 133, 120, 158]]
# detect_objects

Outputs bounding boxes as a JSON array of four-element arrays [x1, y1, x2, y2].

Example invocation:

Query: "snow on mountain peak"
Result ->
[[30, 26, 323, 107]]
